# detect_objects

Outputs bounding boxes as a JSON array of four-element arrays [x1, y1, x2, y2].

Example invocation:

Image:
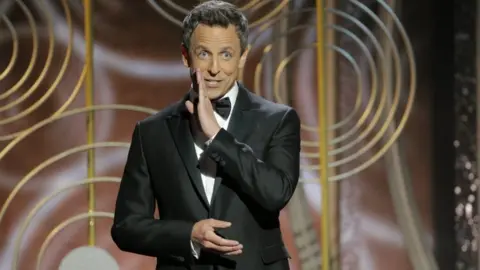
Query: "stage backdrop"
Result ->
[[0, 0, 436, 269]]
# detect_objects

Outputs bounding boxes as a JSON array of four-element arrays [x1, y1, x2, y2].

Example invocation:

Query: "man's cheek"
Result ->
[[220, 63, 238, 75]]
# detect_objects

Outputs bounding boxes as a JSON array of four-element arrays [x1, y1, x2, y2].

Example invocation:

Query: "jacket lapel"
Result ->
[[166, 100, 210, 209]]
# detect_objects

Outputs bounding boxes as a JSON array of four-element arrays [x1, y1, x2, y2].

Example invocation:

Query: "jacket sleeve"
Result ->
[[204, 108, 301, 212], [111, 122, 195, 262]]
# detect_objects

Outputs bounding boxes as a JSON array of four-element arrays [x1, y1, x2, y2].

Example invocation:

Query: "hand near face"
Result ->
[[191, 219, 243, 255], [185, 69, 221, 138]]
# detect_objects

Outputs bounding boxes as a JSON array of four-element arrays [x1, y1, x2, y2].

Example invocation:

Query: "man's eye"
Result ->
[[198, 51, 208, 58], [222, 52, 232, 58]]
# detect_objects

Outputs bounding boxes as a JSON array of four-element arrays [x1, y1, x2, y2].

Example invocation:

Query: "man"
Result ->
[[111, 1, 301, 269]]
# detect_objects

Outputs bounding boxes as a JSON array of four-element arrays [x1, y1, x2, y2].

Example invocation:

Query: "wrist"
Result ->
[[206, 126, 221, 139]]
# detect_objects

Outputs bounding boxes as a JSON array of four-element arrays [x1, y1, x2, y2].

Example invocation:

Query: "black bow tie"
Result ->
[[212, 97, 231, 119]]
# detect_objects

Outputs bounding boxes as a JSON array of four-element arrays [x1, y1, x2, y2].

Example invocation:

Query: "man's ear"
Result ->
[[238, 45, 250, 69], [181, 43, 190, 67]]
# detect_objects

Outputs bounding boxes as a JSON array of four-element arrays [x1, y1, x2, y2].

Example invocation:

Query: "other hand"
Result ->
[[191, 219, 243, 255], [185, 69, 221, 138]]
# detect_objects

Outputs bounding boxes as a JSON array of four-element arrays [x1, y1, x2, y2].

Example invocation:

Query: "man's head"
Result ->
[[181, 0, 249, 99]]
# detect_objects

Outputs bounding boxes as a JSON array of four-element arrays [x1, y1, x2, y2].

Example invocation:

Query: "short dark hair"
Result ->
[[182, 0, 249, 53]]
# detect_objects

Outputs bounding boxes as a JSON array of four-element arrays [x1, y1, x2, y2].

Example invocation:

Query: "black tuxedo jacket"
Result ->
[[111, 85, 301, 270]]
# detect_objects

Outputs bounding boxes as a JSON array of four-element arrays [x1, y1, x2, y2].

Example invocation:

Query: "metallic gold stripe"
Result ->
[[37, 212, 115, 270], [325, 1, 338, 269], [12, 177, 120, 269], [315, 1, 330, 269], [0, 15, 18, 81], [0, 105, 156, 161], [0, 0, 82, 142], [0, 143, 129, 228], [147, 0, 286, 28], [83, 0, 96, 246]]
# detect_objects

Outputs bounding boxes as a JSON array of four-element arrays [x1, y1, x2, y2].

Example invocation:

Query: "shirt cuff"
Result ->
[[191, 241, 201, 259], [204, 129, 221, 147]]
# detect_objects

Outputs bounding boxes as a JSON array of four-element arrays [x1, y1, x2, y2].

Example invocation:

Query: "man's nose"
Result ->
[[208, 57, 220, 76]]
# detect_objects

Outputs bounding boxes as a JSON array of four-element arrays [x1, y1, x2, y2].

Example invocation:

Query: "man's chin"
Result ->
[[207, 89, 227, 99]]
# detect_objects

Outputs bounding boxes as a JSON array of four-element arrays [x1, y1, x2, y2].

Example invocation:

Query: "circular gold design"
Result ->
[[245, 1, 416, 181], [330, 0, 416, 181], [147, 0, 288, 28], [0, 14, 18, 81], [0, 142, 129, 224], [0, 0, 39, 101], [0, 106, 155, 233], [11, 177, 120, 269], [0, 106, 153, 268], [0, 0, 83, 141], [0, 2, 418, 269], [0, 107, 155, 265], [0, 104, 157, 160], [36, 212, 114, 270]]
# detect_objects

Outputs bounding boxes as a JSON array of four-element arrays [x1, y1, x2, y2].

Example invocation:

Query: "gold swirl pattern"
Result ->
[[0, 105, 154, 269], [0, 14, 18, 81], [246, 1, 416, 182], [0, 0, 82, 141], [36, 211, 114, 270], [0, 0, 436, 269], [11, 177, 120, 270], [147, 0, 289, 28]]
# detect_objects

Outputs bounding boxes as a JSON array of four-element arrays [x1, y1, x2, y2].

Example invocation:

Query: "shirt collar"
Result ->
[[220, 81, 238, 110]]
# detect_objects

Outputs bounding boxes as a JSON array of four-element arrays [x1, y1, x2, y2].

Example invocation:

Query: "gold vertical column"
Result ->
[[316, 0, 330, 270], [83, 0, 96, 246], [273, 0, 288, 100], [325, 0, 339, 269]]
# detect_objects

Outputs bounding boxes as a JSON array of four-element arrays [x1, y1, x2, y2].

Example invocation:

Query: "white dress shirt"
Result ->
[[191, 82, 239, 258]]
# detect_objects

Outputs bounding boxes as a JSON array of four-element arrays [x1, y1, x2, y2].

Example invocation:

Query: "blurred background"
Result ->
[[0, 0, 460, 269]]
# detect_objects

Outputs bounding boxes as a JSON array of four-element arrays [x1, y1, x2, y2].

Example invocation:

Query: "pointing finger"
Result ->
[[208, 219, 231, 228], [196, 69, 207, 99]]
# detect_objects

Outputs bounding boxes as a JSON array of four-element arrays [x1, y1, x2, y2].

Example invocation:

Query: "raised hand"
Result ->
[[185, 69, 221, 139], [191, 219, 243, 255]]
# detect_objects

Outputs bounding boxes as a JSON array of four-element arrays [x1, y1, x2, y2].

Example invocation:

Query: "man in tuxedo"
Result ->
[[111, 1, 301, 269]]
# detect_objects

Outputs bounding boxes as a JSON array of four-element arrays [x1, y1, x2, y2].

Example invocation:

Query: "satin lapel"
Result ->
[[210, 85, 257, 209], [166, 111, 209, 209]]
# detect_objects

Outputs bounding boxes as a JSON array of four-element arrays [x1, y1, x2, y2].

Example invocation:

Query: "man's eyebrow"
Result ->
[[193, 45, 209, 51], [193, 45, 235, 52], [220, 46, 234, 51]]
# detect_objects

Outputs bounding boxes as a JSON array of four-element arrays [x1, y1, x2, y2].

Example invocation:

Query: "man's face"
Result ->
[[182, 24, 248, 99]]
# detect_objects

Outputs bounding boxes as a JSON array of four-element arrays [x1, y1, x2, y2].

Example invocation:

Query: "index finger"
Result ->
[[195, 69, 207, 98], [209, 219, 231, 228]]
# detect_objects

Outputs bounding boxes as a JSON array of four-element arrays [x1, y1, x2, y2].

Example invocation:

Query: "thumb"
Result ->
[[210, 219, 232, 228], [185, 100, 194, 114]]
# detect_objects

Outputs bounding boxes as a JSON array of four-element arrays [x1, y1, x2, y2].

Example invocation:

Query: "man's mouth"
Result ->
[[204, 79, 222, 87]]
